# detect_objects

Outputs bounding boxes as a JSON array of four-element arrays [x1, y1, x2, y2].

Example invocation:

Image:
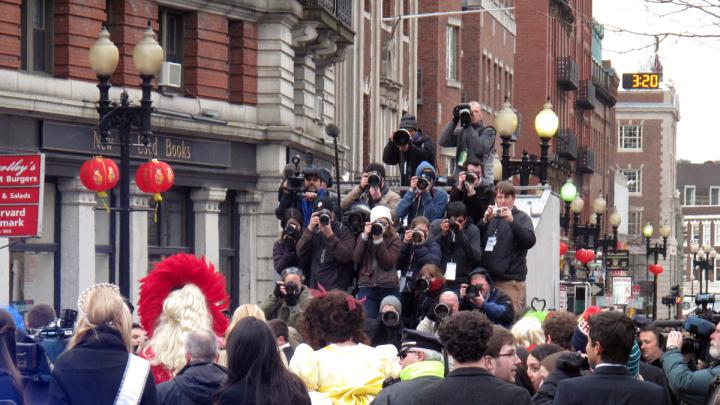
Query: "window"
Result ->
[[620, 169, 641, 194], [446, 26, 458, 81], [684, 186, 696, 206], [417, 67, 423, 105], [95, 194, 115, 284], [159, 9, 184, 64], [618, 125, 642, 150], [704, 221, 712, 246], [21, 0, 53, 73], [711, 187, 720, 205], [692, 222, 700, 243], [218, 194, 239, 308], [628, 211, 642, 235], [148, 189, 193, 266], [715, 221, 720, 246]]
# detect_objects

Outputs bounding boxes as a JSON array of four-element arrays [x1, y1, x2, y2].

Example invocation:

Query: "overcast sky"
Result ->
[[593, 0, 720, 163]]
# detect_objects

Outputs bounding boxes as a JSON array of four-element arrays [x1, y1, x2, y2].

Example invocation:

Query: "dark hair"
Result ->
[[495, 181, 516, 198], [542, 311, 578, 350], [438, 311, 493, 363], [280, 208, 304, 230], [365, 162, 386, 178], [639, 326, 663, 347], [26, 303, 55, 329], [529, 343, 564, 362], [217, 317, 308, 404], [409, 216, 430, 230], [268, 319, 289, 341], [446, 201, 467, 218], [300, 290, 368, 349], [588, 311, 635, 365], [486, 325, 515, 357], [0, 309, 24, 405], [132, 323, 142, 330]]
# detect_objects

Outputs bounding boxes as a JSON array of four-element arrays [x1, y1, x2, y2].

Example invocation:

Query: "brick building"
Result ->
[[615, 86, 682, 314], [0, 0, 353, 311]]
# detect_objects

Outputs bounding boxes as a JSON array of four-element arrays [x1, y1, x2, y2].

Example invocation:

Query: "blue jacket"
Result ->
[[397, 240, 442, 278], [395, 162, 448, 223], [460, 286, 514, 328]]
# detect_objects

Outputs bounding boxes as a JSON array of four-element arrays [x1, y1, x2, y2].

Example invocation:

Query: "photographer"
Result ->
[[398, 217, 441, 327], [450, 158, 495, 225], [273, 210, 303, 277], [417, 290, 460, 338], [395, 162, 449, 224], [353, 206, 401, 319], [260, 267, 313, 330], [438, 101, 496, 182], [18, 304, 65, 403], [430, 201, 483, 290], [276, 165, 331, 227], [340, 163, 400, 213], [459, 267, 514, 328], [296, 197, 356, 291], [382, 113, 436, 186], [364, 296, 403, 351], [662, 321, 720, 405]]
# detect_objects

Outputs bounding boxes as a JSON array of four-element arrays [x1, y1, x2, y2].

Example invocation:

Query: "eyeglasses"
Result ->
[[494, 350, 518, 358], [398, 350, 421, 359]]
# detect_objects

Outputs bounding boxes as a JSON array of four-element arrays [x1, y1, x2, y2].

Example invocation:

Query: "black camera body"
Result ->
[[17, 309, 77, 376], [466, 284, 481, 300], [371, 221, 386, 236], [408, 277, 431, 294], [417, 174, 431, 190], [286, 155, 306, 193], [367, 171, 382, 188], [448, 219, 459, 232], [411, 229, 425, 244], [284, 282, 299, 297], [465, 172, 477, 185], [392, 129, 412, 146], [456, 103, 472, 127], [284, 223, 300, 242], [317, 209, 332, 226]]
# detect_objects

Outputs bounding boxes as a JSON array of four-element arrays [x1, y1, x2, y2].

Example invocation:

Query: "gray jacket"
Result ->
[[438, 119, 496, 183], [372, 375, 442, 405]]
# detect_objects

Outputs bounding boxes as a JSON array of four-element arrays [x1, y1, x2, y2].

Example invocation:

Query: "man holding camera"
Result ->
[[395, 162, 448, 224], [663, 321, 720, 405], [296, 197, 356, 291], [276, 165, 332, 227], [439, 101, 496, 183], [364, 296, 403, 351], [383, 113, 436, 186], [341, 163, 400, 213], [479, 181, 536, 314], [430, 201, 482, 291], [459, 268, 514, 328], [417, 290, 460, 338], [260, 267, 313, 330], [450, 158, 495, 225]]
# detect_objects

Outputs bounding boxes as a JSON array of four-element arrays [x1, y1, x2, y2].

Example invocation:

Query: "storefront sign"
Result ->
[[612, 276, 632, 305], [0, 154, 44, 237], [606, 250, 630, 272]]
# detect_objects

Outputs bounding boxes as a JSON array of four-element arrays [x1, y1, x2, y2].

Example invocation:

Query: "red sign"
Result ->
[[0, 154, 44, 237], [632, 285, 641, 297]]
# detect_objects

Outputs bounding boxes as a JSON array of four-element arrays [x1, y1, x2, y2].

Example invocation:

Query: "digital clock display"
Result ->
[[622, 73, 661, 89]]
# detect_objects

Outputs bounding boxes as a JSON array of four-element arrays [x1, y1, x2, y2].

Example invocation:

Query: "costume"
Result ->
[[138, 254, 230, 383]]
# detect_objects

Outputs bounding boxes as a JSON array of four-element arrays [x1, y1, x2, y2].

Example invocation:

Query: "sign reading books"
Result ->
[[0, 154, 44, 237]]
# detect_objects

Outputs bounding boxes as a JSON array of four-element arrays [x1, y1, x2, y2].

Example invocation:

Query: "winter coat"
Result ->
[[296, 221, 356, 291], [449, 183, 495, 225], [259, 286, 313, 330], [372, 361, 444, 405], [395, 162, 449, 223], [382, 133, 437, 186], [156, 362, 227, 405], [273, 239, 298, 275], [480, 206, 536, 282], [460, 286, 515, 328], [430, 219, 483, 285], [397, 239, 442, 278], [552, 365, 664, 405], [438, 119, 496, 182], [0, 369, 23, 405], [353, 232, 401, 289], [662, 347, 720, 405], [215, 374, 310, 405], [413, 367, 531, 405], [340, 183, 401, 213], [532, 352, 583, 405], [49, 326, 157, 405]]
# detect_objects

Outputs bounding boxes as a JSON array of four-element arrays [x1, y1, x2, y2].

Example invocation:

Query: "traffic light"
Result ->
[[670, 284, 680, 297]]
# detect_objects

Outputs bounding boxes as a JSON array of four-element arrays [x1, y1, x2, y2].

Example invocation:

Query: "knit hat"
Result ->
[[399, 113, 418, 130], [370, 206, 393, 225], [626, 340, 641, 377], [318, 167, 333, 187], [571, 306, 601, 353], [380, 295, 402, 314]]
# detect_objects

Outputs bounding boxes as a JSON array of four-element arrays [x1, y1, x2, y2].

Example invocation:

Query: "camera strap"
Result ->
[[114, 354, 150, 405]]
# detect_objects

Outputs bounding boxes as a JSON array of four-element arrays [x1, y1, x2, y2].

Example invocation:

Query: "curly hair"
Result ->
[[438, 311, 493, 363], [299, 290, 368, 349], [542, 311, 577, 350]]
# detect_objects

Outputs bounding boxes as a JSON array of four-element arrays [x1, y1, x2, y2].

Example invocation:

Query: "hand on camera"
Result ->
[[308, 213, 320, 232], [403, 229, 414, 244], [410, 176, 418, 193], [360, 173, 369, 190], [305, 191, 318, 201], [440, 220, 451, 237]]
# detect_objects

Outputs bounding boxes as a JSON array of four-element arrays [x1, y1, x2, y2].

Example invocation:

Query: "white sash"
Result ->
[[114, 354, 151, 405]]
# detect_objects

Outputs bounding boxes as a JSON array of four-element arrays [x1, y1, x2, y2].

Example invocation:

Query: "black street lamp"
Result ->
[[494, 98, 558, 186], [643, 222, 672, 320], [691, 242, 715, 295], [595, 209, 621, 291], [89, 23, 164, 298], [570, 194, 606, 250]]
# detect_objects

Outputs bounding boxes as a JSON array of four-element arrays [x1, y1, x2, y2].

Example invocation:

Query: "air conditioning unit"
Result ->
[[158, 62, 182, 88]]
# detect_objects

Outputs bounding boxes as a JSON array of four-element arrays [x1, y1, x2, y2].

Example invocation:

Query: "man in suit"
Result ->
[[553, 311, 664, 405], [413, 311, 531, 405], [268, 319, 294, 363]]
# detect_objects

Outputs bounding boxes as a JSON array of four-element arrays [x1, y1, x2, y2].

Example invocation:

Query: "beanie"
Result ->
[[399, 113, 418, 130], [380, 295, 402, 314], [370, 206, 393, 225], [626, 340, 641, 377], [571, 306, 601, 353]]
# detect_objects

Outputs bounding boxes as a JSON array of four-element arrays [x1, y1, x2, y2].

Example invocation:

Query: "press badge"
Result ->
[[485, 236, 497, 252], [445, 262, 457, 281]]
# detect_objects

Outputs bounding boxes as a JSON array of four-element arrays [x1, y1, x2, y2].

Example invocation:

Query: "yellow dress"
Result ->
[[289, 342, 401, 405]]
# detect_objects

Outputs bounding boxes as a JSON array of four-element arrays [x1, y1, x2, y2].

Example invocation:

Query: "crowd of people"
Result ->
[[0, 105, 719, 404]]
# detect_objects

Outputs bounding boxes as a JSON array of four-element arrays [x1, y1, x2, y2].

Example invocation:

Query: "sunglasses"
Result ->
[[398, 350, 421, 359]]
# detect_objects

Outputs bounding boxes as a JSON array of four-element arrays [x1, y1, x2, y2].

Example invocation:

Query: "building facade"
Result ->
[[0, 0, 354, 312]]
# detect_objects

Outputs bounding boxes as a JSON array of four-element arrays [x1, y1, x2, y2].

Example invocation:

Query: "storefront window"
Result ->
[[218, 193, 238, 307], [148, 188, 192, 267], [95, 198, 114, 284]]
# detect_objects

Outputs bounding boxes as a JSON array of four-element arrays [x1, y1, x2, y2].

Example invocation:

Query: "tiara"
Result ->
[[77, 283, 120, 317]]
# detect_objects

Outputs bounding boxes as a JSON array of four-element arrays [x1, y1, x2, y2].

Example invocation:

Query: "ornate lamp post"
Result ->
[[644, 222, 672, 320], [560, 179, 577, 236]]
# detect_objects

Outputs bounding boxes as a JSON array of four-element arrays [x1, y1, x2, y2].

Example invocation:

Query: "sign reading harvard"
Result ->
[[0, 154, 44, 237]]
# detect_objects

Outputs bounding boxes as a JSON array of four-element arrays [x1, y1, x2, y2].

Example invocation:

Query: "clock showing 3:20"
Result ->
[[622, 73, 661, 89]]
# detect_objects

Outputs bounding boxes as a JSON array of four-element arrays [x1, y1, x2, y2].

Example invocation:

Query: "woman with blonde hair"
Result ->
[[218, 304, 266, 367], [49, 283, 157, 404], [511, 316, 546, 349]]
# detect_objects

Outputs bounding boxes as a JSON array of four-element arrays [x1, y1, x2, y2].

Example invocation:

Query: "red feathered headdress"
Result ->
[[138, 254, 229, 337]]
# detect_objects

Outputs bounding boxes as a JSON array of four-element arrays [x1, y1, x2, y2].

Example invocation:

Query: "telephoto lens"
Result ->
[[412, 229, 424, 244], [381, 310, 400, 327], [368, 172, 381, 188], [434, 303, 451, 319], [392, 129, 411, 146], [318, 209, 331, 226], [417, 177, 429, 190], [414, 277, 430, 293], [465, 172, 476, 185], [371, 221, 385, 236]]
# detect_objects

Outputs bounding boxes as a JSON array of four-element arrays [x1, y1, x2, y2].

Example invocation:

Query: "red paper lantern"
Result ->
[[135, 159, 174, 201], [575, 248, 596, 265], [560, 242, 568, 256], [79, 156, 119, 198], [649, 263, 664, 276]]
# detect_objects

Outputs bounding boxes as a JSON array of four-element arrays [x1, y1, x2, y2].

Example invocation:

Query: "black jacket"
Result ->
[[296, 221, 356, 291], [638, 362, 674, 405], [49, 326, 157, 405], [215, 375, 310, 405], [373, 375, 441, 405], [480, 207, 536, 282], [430, 220, 483, 285], [382, 133, 436, 186], [533, 352, 583, 405], [157, 361, 226, 405], [397, 239, 442, 280], [449, 183, 495, 225], [364, 318, 402, 351], [413, 367, 531, 405], [438, 120, 496, 180], [552, 365, 664, 405]]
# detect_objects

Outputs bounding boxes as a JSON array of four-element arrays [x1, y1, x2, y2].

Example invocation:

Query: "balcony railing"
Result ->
[[300, 0, 353, 28], [592, 61, 618, 107], [556, 129, 578, 161], [557, 57, 579, 91], [576, 80, 596, 110], [577, 147, 595, 174]]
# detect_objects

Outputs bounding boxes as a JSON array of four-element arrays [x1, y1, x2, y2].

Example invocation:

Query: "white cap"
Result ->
[[370, 205, 393, 225]]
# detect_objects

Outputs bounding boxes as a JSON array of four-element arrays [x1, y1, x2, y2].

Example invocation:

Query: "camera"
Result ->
[[392, 128, 412, 146], [344, 205, 371, 235], [494, 207, 503, 216], [286, 155, 306, 193], [371, 221, 386, 236], [367, 171, 382, 188], [466, 284, 481, 300], [417, 174, 431, 190], [448, 219, 459, 232], [284, 223, 300, 242], [456, 103, 472, 127], [465, 172, 477, 185], [317, 209, 332, 226], [381, 310, 400, 327], [656, 316, 717, 362], [696, 293, 715, 306], [408, 277, 431, 294], [433, 303, 451, 320], [411, 229, 425, 244], [17, 309, 77, 376], [284, 282, 299, 297]]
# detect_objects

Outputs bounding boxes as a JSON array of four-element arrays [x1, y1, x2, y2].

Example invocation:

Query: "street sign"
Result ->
[[606, 250, 630, 272], [591, 283, 604, 296], [559, 284, 567, 311], [632, 284, 641, 297], [0, 154, 44, 237]]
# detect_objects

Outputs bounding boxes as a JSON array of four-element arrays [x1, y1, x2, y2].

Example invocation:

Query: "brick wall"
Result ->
[[228, 20, 257, 105], [0, 0, 20, 70], [107, 0, 158, 87], [54, 0, 106, 81], [184, 11, 228, 101]]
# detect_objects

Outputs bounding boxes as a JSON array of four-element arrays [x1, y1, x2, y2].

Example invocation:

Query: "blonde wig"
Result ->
[[67, 284, 133, 352], [510, 316, 546, 348], [224, 304, 266, 341], [147, 284, 212, 373]]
